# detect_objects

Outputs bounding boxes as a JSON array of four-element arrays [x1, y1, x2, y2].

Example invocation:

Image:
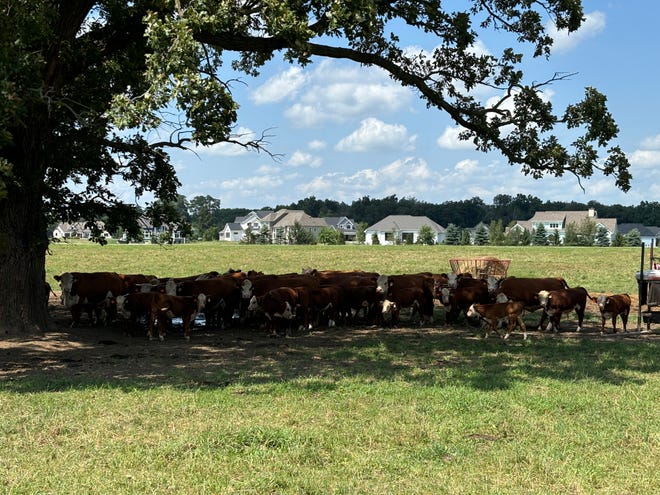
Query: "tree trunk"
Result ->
[[0, 124, 52, 337]]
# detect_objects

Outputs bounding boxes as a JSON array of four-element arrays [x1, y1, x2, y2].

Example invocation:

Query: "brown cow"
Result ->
[[381, 285, 433, 326], [247, 287, 298, 336], [537, 287, 590, 333], [440, 284, 491, 324], [495, 277, 569, 329], [54, 271, 124, 326], [241, 273, 320, 300], [340, 284, 384, 325], [590, 293, 632, 334], [149, 293, 199, 341], [175, 276, 242, 328], [466, 301, 527, 339], [116, 291, 160, 336]]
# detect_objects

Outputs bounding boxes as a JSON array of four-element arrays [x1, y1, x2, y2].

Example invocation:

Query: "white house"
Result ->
[[52, 220, 111, 240], [364, 215, 445, 245], [219, 210, 273, 242], [509, 208, 617, 244]]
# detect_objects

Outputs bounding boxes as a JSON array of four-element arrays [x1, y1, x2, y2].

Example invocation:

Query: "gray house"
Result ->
[[364, 215, 445, 245], [618, 223, 660, 246]]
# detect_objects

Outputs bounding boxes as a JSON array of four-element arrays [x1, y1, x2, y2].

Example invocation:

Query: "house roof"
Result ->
[[323, 216, 356, 231], [225, 223, 243, 231], [263, 209, 329, 228], [618, 223, 660, 237], [366, 215, 445, 233]]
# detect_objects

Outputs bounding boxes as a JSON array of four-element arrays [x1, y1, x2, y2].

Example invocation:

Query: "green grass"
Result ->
[[1, 243, 657, 494]]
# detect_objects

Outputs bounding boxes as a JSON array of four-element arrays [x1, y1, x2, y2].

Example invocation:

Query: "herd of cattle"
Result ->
[[52, 268, 633, 341]]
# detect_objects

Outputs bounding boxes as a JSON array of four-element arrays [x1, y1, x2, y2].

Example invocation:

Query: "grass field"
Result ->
[[1, 242, 658, 494]]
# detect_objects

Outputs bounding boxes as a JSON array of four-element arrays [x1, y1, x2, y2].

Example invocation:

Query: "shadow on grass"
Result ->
[[2, 311, 658, 394]]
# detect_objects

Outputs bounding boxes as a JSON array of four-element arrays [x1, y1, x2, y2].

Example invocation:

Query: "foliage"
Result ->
[[371, 233, 380, 245], [188, 195, 222, 234], [356, 222, 368, 244], [625, 229, 642, 247], [548, 229, 562, 246], [318, 227, 344, 245], [472, 224, 488, 246], [596, 225, 611, 247], [612, 232, 627, 247], [488, 220, 504, 246], [416, 225, 435, 245], [0, 0, 635, 333], [287, 222, 315, 245], [444, 224, 461, 245], [459, 229, 471, 245], [532, 224, 548, 246], [201, 226, 219, 242]]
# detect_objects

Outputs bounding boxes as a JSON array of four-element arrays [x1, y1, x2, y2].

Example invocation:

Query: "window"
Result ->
[[549, 223, 560, 229], [384, 232, 394, 241]]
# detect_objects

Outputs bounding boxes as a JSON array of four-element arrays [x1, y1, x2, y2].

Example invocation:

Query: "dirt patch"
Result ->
[[1, 294, 658, 386]]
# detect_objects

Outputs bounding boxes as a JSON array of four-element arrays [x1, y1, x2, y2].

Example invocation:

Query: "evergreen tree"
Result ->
[[625, 229, 642, 247], [533, 224, 548, 245], [595, 226, 611, 247], [474, 224, 490, 245], [445, 224, 461, 245], [488, 220, 505, 245], [356, 222, 368, 244], [287, 222, 315, 245], [564, 223, 579, 245], [611, 232, 627, 247], [549, 229, 562, 246], [460, 229, 472, 245]]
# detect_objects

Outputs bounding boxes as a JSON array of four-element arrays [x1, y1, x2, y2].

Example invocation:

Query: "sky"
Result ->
[[147, 1, 660, 210]]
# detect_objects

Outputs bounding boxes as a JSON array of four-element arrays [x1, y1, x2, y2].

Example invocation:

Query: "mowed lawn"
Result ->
[[0, 243, 658, 494]]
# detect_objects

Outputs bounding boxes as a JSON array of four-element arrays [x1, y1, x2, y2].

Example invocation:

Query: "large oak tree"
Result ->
[[0, 0, 631, 335]]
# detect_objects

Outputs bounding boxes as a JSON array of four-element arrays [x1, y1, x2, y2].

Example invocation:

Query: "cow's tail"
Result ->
[[560, 277, 569, 289]]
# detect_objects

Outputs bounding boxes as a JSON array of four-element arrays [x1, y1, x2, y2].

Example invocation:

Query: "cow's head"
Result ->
[[495, 292, 510, 303], [447, 273, 458, 289], [115, 294, 130, 319], [241, 279, 253, 299], [466, 303, 478, 319], [55, 272, 80, 307], [486, 276, 500, 294], [376, 274, 388, 294], [197, 293, 208, 312], [165, 279, 177, 296], [537, 290, 551, 308], [440, 287, 451, 305], [247, 295, 259, 312], [596, 295, 609, 312], [381, 299, 397, 315]]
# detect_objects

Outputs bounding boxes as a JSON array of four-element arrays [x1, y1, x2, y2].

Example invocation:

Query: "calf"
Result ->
[[495, 276, 569, 329], [537, 287, 590, 333], [591, 294, 632, 334], [116, 292, 160, 336], [466, 302, 527, 339]]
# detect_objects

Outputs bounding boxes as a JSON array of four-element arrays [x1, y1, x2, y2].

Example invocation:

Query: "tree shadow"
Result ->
[[2, 312, 658, 394]]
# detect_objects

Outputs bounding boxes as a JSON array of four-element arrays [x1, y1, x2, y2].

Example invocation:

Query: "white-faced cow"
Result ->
[[590, 293, 632, 334], [537, 287, 590, 333]]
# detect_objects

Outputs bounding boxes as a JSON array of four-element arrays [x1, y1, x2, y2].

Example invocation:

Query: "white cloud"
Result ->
[[640, 134, 660, 149], [288, 150, 322, 168], [437, 126, 475, 150], [549, 10, 606, 53], [308, 139, 327, 151], [454, 159, 479, 173], [252, 67, 308, 104], [336, 118, 416, 152], [283, 61, 413, 127], [629, 149, 660, 169]]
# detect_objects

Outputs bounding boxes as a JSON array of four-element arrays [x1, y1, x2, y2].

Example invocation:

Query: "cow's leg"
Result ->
[[601, 315, 607, 334], [576, 306, 585, 332], [518, 316, 527, 340], [621, 310, 629, 332]]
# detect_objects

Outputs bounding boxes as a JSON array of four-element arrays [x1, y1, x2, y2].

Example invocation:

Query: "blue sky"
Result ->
[[153, 1, 660, 210]]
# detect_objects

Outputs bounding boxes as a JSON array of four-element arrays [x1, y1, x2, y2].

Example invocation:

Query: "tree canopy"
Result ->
[[0, 1, 631, 335]]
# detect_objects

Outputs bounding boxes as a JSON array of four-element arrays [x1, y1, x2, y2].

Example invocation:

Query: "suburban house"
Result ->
[[364, 215, 445, 245], [323, 216, 357, 242], [52, 220, 111, 240], [618, 223, 660, 246], [219, 210, 273, 242], [120, 216, 186, 244], [262, 209, 329, 244], [508, 208, 617, 243]]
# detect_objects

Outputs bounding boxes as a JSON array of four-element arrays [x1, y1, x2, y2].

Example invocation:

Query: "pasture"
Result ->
[[1, 243, 659, 494]]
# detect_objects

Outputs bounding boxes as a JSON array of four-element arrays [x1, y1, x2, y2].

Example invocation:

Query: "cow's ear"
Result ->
[[54, 275, 61, 281]]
